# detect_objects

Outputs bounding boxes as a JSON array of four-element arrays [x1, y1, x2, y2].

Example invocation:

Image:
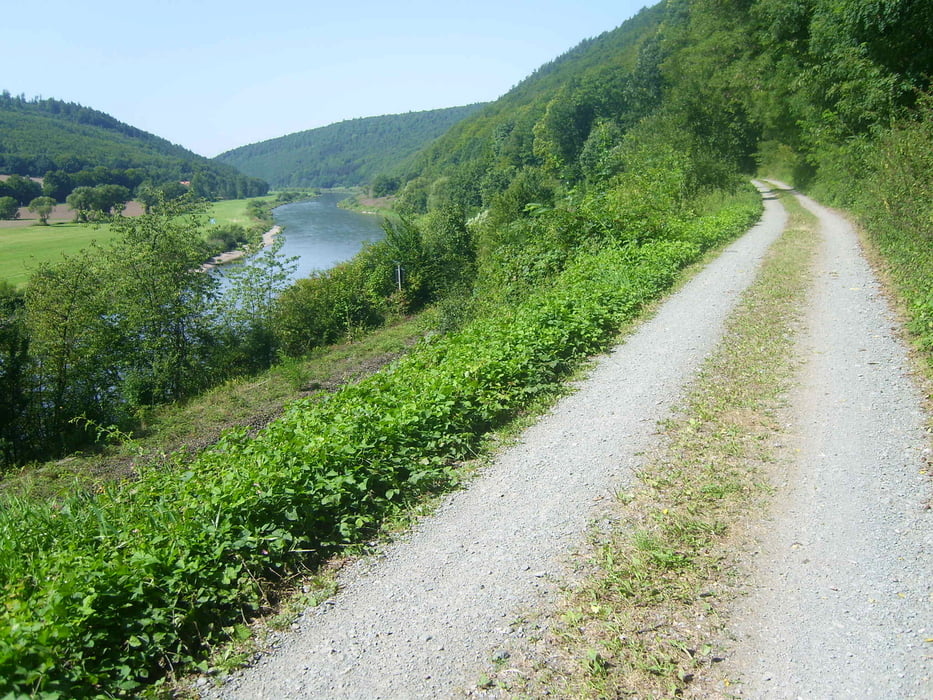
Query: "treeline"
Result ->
[[215, 105, 487, 188], [0, 92, 269, 201], [0, 198, 249, 464], [378, 0, 933, 359]]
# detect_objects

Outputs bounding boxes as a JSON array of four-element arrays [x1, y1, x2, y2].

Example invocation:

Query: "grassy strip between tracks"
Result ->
[[483, 192, 818, 697]]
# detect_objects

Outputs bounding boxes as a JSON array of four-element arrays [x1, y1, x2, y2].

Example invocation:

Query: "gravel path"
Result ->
[[719, 185, 933, 697], [205, 191, 787, 699]]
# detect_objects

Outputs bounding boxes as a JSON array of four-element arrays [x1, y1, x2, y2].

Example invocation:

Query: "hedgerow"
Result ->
[[0, 199, 760, 697]]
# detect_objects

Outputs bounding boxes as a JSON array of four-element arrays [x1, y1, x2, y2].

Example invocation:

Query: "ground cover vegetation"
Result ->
[[0, 0, 931, 695]]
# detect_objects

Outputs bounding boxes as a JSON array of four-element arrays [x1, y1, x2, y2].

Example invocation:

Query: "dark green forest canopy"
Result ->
[[387, 0, 931, 215], [0, 92, 268, 200], [213, 104, 487, 188]]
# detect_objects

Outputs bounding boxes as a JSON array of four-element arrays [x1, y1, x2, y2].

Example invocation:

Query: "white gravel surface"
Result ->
[[205, 191, 788, 699], [719, 186, 933, 698]]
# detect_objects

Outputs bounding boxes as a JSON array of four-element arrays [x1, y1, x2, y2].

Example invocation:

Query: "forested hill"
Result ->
[[390, 0, 931, 220], [213, 104, 487, 188], [0, 92, 268, 199]]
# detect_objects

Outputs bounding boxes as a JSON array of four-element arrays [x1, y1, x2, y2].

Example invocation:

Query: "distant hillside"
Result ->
[[214, 104, 487, 189], [0, 92, 268, 199]]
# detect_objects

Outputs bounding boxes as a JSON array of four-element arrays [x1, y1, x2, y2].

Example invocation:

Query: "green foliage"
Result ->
[[0, 193, 758, 696], [66, 184, 131, 222], [371, 174, 401, 197], [0, 196, 18, 220], [216, 105, 487, 189], [397, 4, 667, 207], [204, 223, 255, 256], [27, 196, 56, 225], [0, 282, 28, 467], [0, 92, 269, 200], [0, 174, 42, 205], [272, 245, 393, 357], [5, 196, 294, 465], [853, 98, 933, 362], [24, 247, 119, 454], [102, 198, 220, 406], [216, 238, 298, 371]]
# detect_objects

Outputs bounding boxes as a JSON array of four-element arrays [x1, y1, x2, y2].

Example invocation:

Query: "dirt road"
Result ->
[[205, 190, 786, 698], [715, 186, 932, 697], [204, 184, 931, 698]]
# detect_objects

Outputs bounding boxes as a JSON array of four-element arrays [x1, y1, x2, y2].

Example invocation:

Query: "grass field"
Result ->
[[0, 220, 119, 287], [0, 197, 272, 287], [208, 196, 274, 227]]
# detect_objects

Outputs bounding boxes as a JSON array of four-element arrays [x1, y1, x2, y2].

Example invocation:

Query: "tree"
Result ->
[[92, 184, 131, 215], [42, 170, 74, 201], [215, 237, 297, 370], [0, 174, 42, 205], [25, 249, 120, 453], [0, 196, 19, 220], [0, 281, 30, 466], [66, 184, 130, 221], [65, 186, 96, 222], [371, 174, 400, 197], [103, 195, 219, 405], [381, 215, 430, 305], [27, 196, 56, 225]]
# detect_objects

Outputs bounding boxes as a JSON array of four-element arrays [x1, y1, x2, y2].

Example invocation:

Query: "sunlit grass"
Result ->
[[207, 196, 275, 228], [0, 197, 274, 287], [0, 220, 117, 287]]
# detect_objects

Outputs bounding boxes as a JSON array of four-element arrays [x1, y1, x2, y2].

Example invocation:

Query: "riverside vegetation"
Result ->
[[1, 0, 932, 695]]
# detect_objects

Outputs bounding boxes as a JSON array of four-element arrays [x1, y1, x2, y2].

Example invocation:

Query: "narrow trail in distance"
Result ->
[[205, 191, 787, 699], [714, 185, 932, 698]]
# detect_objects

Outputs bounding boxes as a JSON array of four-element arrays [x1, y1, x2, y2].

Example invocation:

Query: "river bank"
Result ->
[[202, 224, 282, 270]]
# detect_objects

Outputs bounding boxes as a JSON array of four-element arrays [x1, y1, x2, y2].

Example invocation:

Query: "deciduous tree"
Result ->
[[27, 196, 56, 225], [0, 196, 19, 220]]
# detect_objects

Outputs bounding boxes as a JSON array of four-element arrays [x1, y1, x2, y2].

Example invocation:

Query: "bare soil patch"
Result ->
[[0, 201, 145, 228]]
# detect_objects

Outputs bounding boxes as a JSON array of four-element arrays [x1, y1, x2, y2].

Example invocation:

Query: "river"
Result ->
[[270, 191, 386, 283]]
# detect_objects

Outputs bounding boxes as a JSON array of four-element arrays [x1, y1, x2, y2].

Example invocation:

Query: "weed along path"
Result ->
[[204, 184, 787, 699], [712, 185, 933, 697]]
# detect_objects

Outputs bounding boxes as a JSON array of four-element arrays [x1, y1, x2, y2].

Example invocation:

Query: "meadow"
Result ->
[[0, 197, 272, 287]]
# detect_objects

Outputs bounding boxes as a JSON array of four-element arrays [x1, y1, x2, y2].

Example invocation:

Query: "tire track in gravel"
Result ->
[[204, 185, 787, 699], [718, 184, 933, 698]]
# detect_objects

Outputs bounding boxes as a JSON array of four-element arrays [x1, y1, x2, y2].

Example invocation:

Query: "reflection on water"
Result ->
[[271, 192, 386, 283]]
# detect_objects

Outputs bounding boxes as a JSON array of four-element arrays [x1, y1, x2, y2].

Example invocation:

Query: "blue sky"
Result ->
[[6, 1, 651, 157]]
